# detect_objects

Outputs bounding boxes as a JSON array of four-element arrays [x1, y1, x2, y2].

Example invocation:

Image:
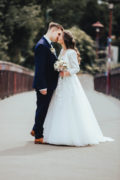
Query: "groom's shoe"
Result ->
[[30, 130, 35, 137], [34, 138, 44, 144]]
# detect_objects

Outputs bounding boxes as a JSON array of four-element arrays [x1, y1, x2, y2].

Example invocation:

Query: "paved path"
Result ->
[[0, 74, 120, 180]]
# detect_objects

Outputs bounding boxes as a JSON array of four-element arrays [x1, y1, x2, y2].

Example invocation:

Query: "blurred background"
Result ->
[[0, 0, 120, 72], [0, 0, 120, 99]]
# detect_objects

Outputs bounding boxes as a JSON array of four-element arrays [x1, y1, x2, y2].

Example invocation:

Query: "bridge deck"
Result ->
[[0, 75, 120, 180]]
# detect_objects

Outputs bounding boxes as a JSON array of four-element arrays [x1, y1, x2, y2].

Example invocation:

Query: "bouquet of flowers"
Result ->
[[54, 59, 68, 72]]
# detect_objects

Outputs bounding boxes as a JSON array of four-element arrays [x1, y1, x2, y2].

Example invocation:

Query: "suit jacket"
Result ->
[[32, 37, 59, 90]]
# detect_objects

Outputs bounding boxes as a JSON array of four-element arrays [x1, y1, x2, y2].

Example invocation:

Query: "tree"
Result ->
[[0, 0, 120, 70], [0, 0, 10, 60], [47, 0, 89, 28], [0, 0, 45, 66], [112, 4, 120, 38]]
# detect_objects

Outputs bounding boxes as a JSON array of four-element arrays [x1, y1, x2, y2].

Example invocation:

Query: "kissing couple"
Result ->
[[31, 22, 114, 146]]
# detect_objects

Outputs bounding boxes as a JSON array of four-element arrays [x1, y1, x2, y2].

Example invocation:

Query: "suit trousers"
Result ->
[[33, 89, 54, 139]]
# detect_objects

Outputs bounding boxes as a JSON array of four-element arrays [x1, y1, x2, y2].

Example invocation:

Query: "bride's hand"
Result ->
[[60, 71, 64, 77], [60, 71, 70, 77]]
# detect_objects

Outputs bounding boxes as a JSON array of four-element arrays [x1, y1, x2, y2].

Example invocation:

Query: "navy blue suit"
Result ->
[[32, 37, 59, 139]]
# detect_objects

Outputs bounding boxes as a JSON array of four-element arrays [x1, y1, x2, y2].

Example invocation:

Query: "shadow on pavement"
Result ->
[[0, 141, 92, 156]]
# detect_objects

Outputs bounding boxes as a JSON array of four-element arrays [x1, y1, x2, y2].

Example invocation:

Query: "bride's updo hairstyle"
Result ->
[[63, 30, 81, 64]]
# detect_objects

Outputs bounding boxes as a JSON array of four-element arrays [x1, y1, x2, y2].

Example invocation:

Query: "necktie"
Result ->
[[50, 42, 54, 48]]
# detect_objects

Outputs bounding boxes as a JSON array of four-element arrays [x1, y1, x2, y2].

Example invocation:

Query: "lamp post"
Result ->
[[100, 0, 120, 94], [106, 3, 114, 94], [92, 21, 104, 59]]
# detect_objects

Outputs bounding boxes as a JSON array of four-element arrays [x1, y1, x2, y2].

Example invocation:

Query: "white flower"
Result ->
[[50, 47, 56, 54], [54, 59, 68, 72]]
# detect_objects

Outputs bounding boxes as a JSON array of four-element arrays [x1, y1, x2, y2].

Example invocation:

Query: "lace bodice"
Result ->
[[59, 49, 80, 75]]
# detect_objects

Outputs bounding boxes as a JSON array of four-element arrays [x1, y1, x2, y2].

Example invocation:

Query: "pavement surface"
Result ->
[[0, 74, 120, 180]]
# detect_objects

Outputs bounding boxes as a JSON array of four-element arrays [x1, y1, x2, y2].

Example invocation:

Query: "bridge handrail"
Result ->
[[0, 61, 34, 99], [94, 68, 120, 100], [0, 60, 34, 76]]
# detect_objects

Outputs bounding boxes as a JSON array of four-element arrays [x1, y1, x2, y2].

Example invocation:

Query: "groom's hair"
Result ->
[[48, 22, 63, 31]]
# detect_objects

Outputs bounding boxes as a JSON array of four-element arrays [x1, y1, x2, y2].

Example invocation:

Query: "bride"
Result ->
[[43, 30, 114, 146]]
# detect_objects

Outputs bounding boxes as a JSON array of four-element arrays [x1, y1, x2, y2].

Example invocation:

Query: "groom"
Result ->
[[31, 22, 63, 144]]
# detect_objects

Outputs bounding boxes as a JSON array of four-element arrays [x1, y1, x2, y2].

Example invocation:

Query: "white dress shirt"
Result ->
[[44, 35, 52, 45]]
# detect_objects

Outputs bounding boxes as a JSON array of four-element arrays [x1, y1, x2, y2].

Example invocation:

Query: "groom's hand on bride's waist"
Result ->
[[39, 89, 47, 95]]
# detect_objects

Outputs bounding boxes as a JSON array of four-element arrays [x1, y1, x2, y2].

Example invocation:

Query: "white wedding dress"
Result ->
[[43, 49, 114, 146]]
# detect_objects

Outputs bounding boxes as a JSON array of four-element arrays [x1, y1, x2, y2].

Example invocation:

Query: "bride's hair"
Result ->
[[63, 30, 81, 64]]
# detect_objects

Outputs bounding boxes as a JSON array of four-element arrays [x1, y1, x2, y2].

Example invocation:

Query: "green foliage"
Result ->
[[7, 5, 44, 62], [0, 0, 9, 60], [113, 4, 120, 38], [47, 0, 88, 28], [0, 0, 120, 71], [0, 0, 45, 66]]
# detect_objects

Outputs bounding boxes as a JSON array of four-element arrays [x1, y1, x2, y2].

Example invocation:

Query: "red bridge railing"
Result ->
[[0, 61, 34, 99], [94, 68, 120, 100]]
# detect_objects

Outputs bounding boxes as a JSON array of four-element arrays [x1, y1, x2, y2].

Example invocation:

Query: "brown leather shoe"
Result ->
[[30, 130, 35, 137], [34, 138, 44, 144]]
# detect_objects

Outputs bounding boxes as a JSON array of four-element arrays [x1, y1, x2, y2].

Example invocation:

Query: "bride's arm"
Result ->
[[67, 50, 80, 75], [60, 50, 80, 77]]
